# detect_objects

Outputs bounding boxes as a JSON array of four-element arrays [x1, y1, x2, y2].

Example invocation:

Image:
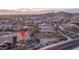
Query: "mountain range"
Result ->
[[0, 8, 71, 15], [0, 8, 79, 15]]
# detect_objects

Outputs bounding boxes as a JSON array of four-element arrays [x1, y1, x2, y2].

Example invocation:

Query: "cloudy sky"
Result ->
[[0, 0, 78, 9], [0, 0, 79, 13]]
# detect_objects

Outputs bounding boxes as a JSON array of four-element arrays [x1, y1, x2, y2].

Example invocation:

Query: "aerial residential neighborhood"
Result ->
[[0, 9, 79, 50]]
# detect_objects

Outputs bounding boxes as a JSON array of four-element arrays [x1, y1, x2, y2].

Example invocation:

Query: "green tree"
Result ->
[[30, 25, 39, 38]]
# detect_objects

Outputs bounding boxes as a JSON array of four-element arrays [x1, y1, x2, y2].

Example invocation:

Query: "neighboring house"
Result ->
[[0, 24, 12, 31], [70, 21, 79, 26], [38, 23, 55, 38]]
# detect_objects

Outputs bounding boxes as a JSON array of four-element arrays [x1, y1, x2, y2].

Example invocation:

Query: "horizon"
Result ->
[[0, 8, 79, 14]]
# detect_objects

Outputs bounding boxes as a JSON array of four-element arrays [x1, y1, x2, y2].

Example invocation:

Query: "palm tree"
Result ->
[[30, 24, 40, 43]]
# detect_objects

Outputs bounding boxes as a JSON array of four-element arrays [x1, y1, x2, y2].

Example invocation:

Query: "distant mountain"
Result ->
[[63, 9, 79, 13], [0, 8, 79, 15], [0, 10, 79, 22], [0, 9, 79, 21], [0, 8, 63, 15]]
